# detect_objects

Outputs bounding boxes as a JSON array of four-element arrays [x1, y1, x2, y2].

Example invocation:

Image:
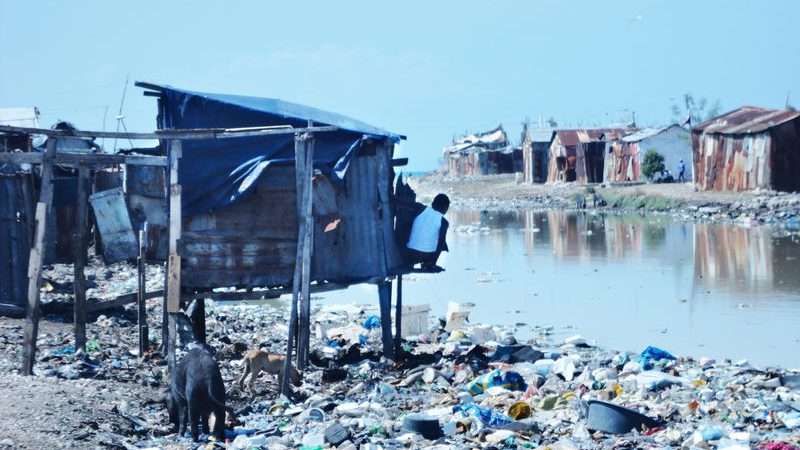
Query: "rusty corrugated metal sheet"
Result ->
[[693, 106, 800, 135], [693, 106, 800, 192]]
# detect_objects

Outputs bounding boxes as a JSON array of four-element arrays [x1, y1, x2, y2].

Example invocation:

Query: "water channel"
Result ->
[[322, 209, 800, 369]]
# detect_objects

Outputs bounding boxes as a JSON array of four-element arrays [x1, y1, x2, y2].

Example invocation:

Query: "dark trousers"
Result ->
[[406, 248, 442, 269], [678, 171, 685, 182]]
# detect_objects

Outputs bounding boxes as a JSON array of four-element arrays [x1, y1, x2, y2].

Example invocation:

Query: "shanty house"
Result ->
[[546, 129, 632, 183], [692, 106, 800, 192], [605, 125, 691, 183], [521, 123, 553, 183], [137, 84, 409, 291], [443, 125, 514, 176]]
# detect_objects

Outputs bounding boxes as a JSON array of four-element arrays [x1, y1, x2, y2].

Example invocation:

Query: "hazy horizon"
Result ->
[[2, 0, 798, 171]]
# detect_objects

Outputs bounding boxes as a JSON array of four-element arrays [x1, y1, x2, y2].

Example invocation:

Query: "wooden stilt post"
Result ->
[[166, 140, 182, 371], [378, 280, 394, 360], [297, 131, 314, 370], [22, 137, 58, 375], [394, 274, 403, 357], [73, 164, 89, 353], [283, 131, 314, 395], [137, 224, 149, 355]]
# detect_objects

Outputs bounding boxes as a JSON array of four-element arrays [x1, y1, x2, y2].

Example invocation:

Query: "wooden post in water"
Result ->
[[22, 137, 57, 375], [394, 274, 403, 357], [137, 224, 149, 354], [165, 140, 182, 371], [73, 164, 90, 353]]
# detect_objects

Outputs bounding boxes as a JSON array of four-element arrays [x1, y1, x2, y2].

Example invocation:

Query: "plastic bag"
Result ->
[[465, 369, 527, 395]]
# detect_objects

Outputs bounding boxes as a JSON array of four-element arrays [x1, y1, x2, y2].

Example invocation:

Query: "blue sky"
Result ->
[[2, 1, 799, 171]]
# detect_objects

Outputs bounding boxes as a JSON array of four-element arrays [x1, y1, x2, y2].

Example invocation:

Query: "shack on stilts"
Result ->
[[2, 82, 420, 396]]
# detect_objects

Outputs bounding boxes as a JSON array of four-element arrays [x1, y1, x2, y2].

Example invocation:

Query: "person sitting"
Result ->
[[406, 194, 449, 273]]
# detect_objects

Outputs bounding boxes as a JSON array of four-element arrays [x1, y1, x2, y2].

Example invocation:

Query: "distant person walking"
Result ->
[[677, 159, 686, 183], [406, 194, 450, 273]]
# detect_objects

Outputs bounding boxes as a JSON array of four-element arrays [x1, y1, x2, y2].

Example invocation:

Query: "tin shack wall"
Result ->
[[0, 164, 36, 306], [180, 142, 403, 290], [693, 130, 772, 191]]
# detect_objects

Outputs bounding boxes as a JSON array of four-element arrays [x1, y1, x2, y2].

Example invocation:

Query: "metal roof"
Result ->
[[554, 128, 633, 146], [693, 106, 800, 135], [621, 124, 688, 142], [136, 82, 402, 142]]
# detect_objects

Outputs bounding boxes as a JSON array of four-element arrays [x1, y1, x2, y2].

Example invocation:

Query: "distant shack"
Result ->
[[692, 106, 800, 192], [521, 122, 552, 183], [547, 129, 632, 183], [605, 125, 692, 183], [443, 125, 517, 176]]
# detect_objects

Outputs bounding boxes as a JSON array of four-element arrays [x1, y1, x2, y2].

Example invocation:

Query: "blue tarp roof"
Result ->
[[139, 83, 401, 216]]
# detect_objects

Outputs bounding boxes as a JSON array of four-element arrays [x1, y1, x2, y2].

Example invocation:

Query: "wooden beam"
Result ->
[[0, 124, 338, 141], [73, 164, 90, 353], [391, 157, 409, 167], [188, 282, 350, 301], [21, 137, 57, 375], [0, 152, 167, 167]]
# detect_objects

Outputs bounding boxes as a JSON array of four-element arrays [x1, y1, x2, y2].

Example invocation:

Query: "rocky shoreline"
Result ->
[[407, 173, 800, 229]]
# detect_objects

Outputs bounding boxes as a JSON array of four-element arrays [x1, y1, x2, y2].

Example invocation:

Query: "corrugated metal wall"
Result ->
[[0, 163, 35, 306]]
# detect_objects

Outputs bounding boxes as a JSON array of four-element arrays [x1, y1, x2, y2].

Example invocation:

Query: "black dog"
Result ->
[[166, 344, 226, 442]]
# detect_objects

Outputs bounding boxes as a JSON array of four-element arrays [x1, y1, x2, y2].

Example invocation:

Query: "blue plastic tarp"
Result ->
[[153, 85, 401, 215]]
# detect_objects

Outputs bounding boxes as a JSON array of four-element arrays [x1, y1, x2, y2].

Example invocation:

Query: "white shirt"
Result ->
[[407, 206, 444, 253]]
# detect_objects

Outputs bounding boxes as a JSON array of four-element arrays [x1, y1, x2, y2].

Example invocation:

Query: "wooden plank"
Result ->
[[73, 164, 89, 353], [137, 226, 149, 354], [21, 137, 57, 375], [85, 289, 163, 313]]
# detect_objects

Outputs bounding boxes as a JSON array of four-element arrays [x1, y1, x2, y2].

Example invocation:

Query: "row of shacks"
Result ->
[[443, 106, 800, 192], [0, 83, 425, 393]]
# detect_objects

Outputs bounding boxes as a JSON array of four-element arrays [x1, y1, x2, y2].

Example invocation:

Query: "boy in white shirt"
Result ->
[[406, 194, 449, 272]]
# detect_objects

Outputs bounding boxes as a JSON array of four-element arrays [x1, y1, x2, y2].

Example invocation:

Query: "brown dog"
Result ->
[[237, 349, 302, 395]]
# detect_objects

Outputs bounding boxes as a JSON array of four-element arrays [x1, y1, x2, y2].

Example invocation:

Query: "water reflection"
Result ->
[[323, 209, 800, 367], [451, 209, 800, 295]]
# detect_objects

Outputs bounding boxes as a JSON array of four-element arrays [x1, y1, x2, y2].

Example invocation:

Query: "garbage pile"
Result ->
[[134, 301, 800, 450]]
